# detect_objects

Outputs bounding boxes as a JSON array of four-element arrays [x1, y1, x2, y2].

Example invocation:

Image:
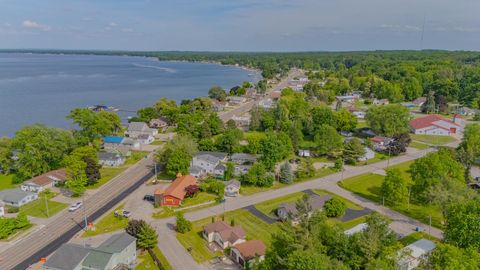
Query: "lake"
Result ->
[[0, 53, 260, 137]]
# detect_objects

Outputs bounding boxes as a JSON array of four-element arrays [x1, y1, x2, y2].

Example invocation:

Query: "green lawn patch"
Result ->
[[150, 140, 164, 146], [356, 121, 368, 129], [411, 134, 455, 145], [354, 152, 389, 166], [82, 204, 128, 237], [88, 151, 149, 189], [0, 174, 16, 191], [177, 209, 278, 263], [338, 161, 443, 228], [135, 247, 173, 270], [399, 231, 440, 246], [152, 192, 218, 219], [409, 141, 430, 150], [313, 189, 363, 210], [182, 192, 217, 208], [19, 192, 68, 218], [255, 192, 305, 216]]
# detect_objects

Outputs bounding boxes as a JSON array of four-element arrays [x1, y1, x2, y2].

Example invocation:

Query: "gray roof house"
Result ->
[[125, 122, 158, 139], [43, 232, 136, 270], [277, 194, 332, 224], [224, 179, 241, 197], [190, 152, 228, 178], [230, 153, 257, 164], [98, 152, 125, 167], [0, 188, 38, 207]]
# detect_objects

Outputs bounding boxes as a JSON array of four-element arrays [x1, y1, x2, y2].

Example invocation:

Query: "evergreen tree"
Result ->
[[421, 91, 436, 114], [279, 162, 295, 184], [137, 223, 158, 250]]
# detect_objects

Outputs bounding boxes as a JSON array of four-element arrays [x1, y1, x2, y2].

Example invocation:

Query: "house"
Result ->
[[412, 97, 427, 107], [190, 152, 228, 178], [231, 153, 257, 165], [230, 240, 266, 269], [359, 127, 376, 137], [370, 137, 393, 151], [155, 174, 197, 206], [212, 101, 228, 112], [336, 95, 360, 103], [258, 98, 274, 109], [0, 202, 5, 217], [410, 115, 462, 136], [232, 115, 251, 128], [21, 169, 66, 193], [373, 98, 389, 105], [298, 149, 311, 157], [103, 136, 124, 148], [103, 136, 139, 156], [397, 239, 436, 270], [125, 122, 158, 138], [43, 232, 136, 270], [214, 163, 226, 177], [344, 223, 368, 236], [203, 221, 246, 249], [277, 194, 332, 224], [98, 152, 125, 167], [352, 111, 366, 119], [0, 188, 38, 207], [224, 179, 241, 197], [149, 118, 168, 130], [457, 106, 477, 116], [137, 134, 154, 145], [229, 96, 247, 104], [245, 88, 257, 99], [358, 147, 375, 162], [234, 165, 251, 176]]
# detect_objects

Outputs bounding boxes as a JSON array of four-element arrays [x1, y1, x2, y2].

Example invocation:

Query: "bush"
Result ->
[[199, 179, 224, 195], [6, 206, 19, 213], [323, 197, 346, 217], [176, 213, 192, 233]]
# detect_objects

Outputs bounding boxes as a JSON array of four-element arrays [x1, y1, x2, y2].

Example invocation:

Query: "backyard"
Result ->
[[88, 151, 149, 189], [135, 247, 173, 270], [0, 174, 16, 191], [19, 191, 68, 218], [338, 161, 444, 228], [411, 134, 456, 145], [82, 204, 129, 237]]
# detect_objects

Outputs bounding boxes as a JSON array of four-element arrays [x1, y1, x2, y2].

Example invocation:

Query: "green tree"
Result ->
[[421, 243, 480, 270], [176, 213, 192, 233], [156, 135, 198, 177], [314, 125, 343, 156], [67, 108, 121, 142], [0, 137, 13, 173], [324, 197, 346, 217], [421, 91, 436, 114], [259, 132, 293, 170], [366, 104, 410, 136], [457, 124, 480, 182], [241, 163, 273, 187], [224, 162, 235, 180], [208, 85, 227, 101], [125, 219, 148, 238], [335, 109, 358, 132], [296, 158, 316, 178], [279, 162, 295, 184], [444, 199, 480, 251], [286, 251, 345, 270], [311, 106, 337, 132], [256, 80, 267, 95], [217, 128, 243, 154], [137, 223, 158, 249], [342, 138, 366, 165], [381, 169, 409, 206]]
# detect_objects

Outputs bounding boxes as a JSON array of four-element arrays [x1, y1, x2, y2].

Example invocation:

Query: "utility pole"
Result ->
[[428, 215, 432, 237], [44, 193, 49, 218], [407, 186, 412, 210]]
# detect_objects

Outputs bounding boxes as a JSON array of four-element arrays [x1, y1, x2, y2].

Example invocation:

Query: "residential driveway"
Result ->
[[123, 181, 167, 223], [242, 205, 277, 224], [339, 208, 373, 222]]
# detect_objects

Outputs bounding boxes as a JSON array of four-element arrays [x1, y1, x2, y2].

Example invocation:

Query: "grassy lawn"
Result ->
[[152, 192, 218, 219], [19, 192, 68, 218], [177, 209, 278, 263], [338, 161, 443, 228], [255, 192, 306, 216], [135, 247, 173, 270], [355, 152, 389, 166], [182, 192, 217, 208], [411, 134, 455, 145], [399, 231, 440, 246], [82, 204, 128, 237], [356, 120, 368, 129], [409, 141, 430, 150], [0, 174, 16, 191], [88, 151, 149, 189], [150, 140, 164, 146]]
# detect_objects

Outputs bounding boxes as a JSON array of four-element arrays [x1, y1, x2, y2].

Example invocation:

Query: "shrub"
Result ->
[[176, 213, 192, 233], [323, 197, 346, 217]]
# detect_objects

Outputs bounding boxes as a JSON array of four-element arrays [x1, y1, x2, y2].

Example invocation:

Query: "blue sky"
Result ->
[[0, 0, 479, 51]]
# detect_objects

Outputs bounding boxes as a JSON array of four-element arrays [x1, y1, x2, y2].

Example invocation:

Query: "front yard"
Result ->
[[19, 192, 68, 218], [135, 247, 173, 270], [152, 192, 218, 219], [88, 151, 149, 189], [82, 204, 128, 237], [0, 174, 17, 191], [411, 134, 456, 145], [338, 161, 443, 228]]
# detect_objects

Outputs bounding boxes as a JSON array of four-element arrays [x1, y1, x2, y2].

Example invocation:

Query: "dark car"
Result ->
[[143, 195, 155, 202]]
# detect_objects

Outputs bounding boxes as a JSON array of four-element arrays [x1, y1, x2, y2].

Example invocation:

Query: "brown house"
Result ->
[[154, 174, 197, 206], [231, 240, 266, 268]]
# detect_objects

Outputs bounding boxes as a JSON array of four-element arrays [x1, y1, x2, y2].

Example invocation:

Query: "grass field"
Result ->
[[409, 141, 430, 150], [177, 209, 278, 263], [150, 140, 164, 146], [0, 174, 16, 191], [19, 192, 68, 218], [182, 192, 217, 208], [411, 134, 455, 145], [82, 204, 128, 237], [338, 161, 443, 228], [152, 192, 218, 219], [255, 192, 305, 216], [135, 247, 173, 270], [88, 151, 149, 189], [399, 231, 440, 246]]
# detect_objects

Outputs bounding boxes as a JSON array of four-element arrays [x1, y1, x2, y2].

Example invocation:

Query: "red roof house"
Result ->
[[156, 174, 197, 206], [20, 169, 67, 193], [231, 240, 267, 268], [410, 115, 462, 136]]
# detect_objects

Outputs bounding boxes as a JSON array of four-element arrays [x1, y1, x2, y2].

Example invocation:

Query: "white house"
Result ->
[[0, 202, 5, 217], [0, 188, 38, 207], [125, 122, 158, 138], [258, 98, 274, 109], [137, 134, 155, 145], [232, 115, 251, 128], [190, 152, 228, 178], [397, 239, 436, 270], [224, 179, 241, 197], [230, 240, 266, 269], [21, 169, 66, 193], [298, 149, 311, 157], [344, 223, 368, 236], [99, 152, 125, 167], [231, 153, 257, 164], [352, 111, 366, 119], [229, 96, 247, 104], [410, 115, 462, 136], [203, 221, 246, 249]]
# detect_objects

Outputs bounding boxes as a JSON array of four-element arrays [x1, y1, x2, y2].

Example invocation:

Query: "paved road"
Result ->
[[218, 69, 303, 122], [0, 154, 156, 270], [152, 147, 446, 269]]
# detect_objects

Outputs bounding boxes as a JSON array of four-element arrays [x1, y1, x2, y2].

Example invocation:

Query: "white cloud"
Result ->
[[109, 22, 117, 27], [22, 20, 51, 31]]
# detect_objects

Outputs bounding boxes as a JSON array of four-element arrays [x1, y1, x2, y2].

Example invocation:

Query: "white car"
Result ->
[[69, 202, 83, 212]]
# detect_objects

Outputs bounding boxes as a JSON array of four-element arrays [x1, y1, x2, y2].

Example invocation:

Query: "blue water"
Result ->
[[0, 53, 260, 137]]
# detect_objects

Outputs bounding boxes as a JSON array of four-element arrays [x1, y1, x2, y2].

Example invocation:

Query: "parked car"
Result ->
[[114, 209, 131, 218], [143, 195, 155, 202], [69, 202, 83, 212]]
